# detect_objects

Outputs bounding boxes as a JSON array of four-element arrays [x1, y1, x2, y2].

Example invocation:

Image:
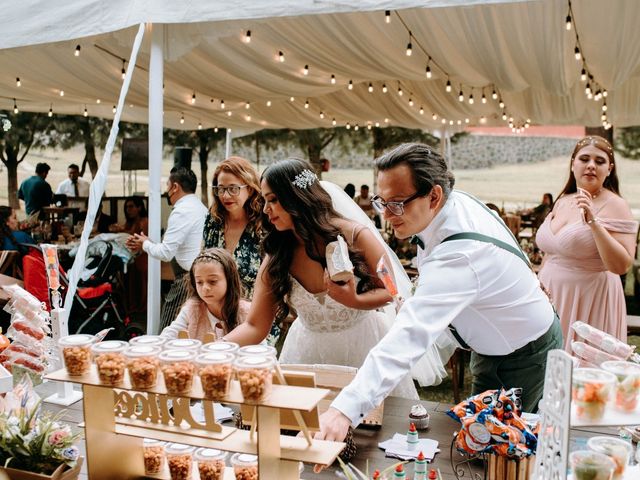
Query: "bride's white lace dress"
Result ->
[[279, 277, 419, 400]]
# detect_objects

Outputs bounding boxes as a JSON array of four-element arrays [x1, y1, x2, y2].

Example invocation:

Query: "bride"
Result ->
[[224, 158, 452, 395]]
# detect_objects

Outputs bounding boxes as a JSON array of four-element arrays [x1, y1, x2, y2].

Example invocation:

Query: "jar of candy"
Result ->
[[58, 334, 95, 375], [91, 340, 127, 385], [142, 438, 165, 475], [165, 443, 195, 480], [572, 368, 616, 421], [196, 352, 235, 400], [195, 448, 227, 480], [234, 355, 274, 402], [159, 349, 197, 396], [230, 453, 258, 480], [124, 345, 161, 389]]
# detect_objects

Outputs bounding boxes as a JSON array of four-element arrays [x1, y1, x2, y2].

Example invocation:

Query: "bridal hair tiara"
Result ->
[[292, 169, 318, 189]]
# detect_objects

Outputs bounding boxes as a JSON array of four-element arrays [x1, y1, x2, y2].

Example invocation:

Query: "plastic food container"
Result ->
[[165, 443, 195, 480], [125, 345, 161, 389], [164, 338, 202, 352], [142, 438, 165, 475], [570, 450, 616, 480], [587, 436, 633, 480], [58, 334, 95, 375], [195, 448, 227, 480], [196, 352, 235, 400], [601, 360, 640, 412], [159, 350, 197, 396], [91, 340, 127, 385], [128, 335, 167, 347], [572, 368, 616, 421], [200, 341, 240, 355], [230, 453, 258, 480], [234, 355, 274, 402], [237, 345, 276, 358]]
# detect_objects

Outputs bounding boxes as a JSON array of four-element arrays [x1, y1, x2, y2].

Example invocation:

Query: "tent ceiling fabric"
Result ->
[[1, 0, 638, 131]]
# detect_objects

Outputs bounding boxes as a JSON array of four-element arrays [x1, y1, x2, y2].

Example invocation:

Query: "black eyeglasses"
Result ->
[[212, 184, 248, 197], [371, 191, 425, 216]]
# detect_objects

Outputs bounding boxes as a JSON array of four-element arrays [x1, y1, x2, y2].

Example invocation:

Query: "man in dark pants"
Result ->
[[316, 143, 563, 443], [18, 162, 53, 219]]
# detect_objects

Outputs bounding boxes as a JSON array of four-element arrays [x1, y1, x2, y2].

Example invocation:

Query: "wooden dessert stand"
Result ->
[[46, 367, 345, 479]]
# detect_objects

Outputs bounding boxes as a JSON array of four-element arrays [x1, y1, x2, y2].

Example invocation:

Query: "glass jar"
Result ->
[[570, 450, 616, 480], [200, 341, 240, 355], [195, 448, 227, 480], [58, 334, 95, 375], [237, 345, 276, 358], [142, 438, 165, 475], [159, 350, 197, 396], [164, 338, 202, 352], [230, 453, 258, 480], [196, 352, 235, 400], [601, 360, 640, 412], [129, 335, 167, 348], [165, 443, 195, 480], [125, 345, 161, 389], [91, 340, 127, 385], [587, 436, 633, 480], [572, 368, 616, 421], [234, 355, 274, 403]]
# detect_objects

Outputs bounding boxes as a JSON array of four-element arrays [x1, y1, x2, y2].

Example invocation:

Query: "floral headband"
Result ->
[[292, 169, 318, 189], [575, 136, 613, 154]]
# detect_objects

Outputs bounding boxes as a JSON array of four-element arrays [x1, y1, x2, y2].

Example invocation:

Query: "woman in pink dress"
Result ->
[[537, 136, 638, 349]]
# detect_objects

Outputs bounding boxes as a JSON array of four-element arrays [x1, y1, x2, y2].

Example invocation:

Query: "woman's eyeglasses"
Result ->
[[212, 184, 248, 197], [370, 191, 425, 216]]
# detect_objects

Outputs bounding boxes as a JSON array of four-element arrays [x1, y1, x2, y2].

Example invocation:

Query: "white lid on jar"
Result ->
[[159, 349, 196, 362], [165, 443, 195, 455], [573, 368, 617, 385], [91, 340, 128, 354], [164, 338, 202, 351], [200, 341, 240, 354], [195, 448, 227, 461], [124, 345, 162, 358], [58, 334, 95, 347], [196, 352, 235, 365], [231, 453, 258, 466], [601, 360, 640, 378], [587, 436, 633, 455], [237, 345, 276, 358], [234, 355, 274, 369], [143, 438, 165, 447], [129, 335, 166, 347]]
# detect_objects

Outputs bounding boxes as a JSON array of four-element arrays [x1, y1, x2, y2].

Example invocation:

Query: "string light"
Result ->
[[602, 90, 608, 97], [502, 112, 508, 121], [198, 123, 202, 130], [84, 106, 88, 117], [375, 122, 380, 127], [419, 107, 424, 115], [566, 13, 572, 30], [574, 46, 581, 61], [180, 114, 185, 124], [278, 51, 285, 62], [432, 113, 438, 121], [245, 115, 251, 121], [13, 99, 18, 114], [220, 100, 225, 109], [580, 68, 587, 82], [481, 92, 487, 104], [245, 102, 250, 109], [458, 90, 464, 102], [96, 99, 101, 104], [406, 33, 413, 56], [499, 99, 505, 109], [445, 79, 452, 93], [303, 65, 309, 76], [331, 74, 336, 85], [266, 100, 272, 107], [346, 122, 351, 130], [48, 104, 53, 117], [425, 63, 432, 79], [121, 60, 126, 79], [227, 111, 233, 116], [332, 118, 337, 126], [289, 96, 295, 102], [368, 83, 374, 93], [384, 117, 389, 123], [382, 84, 388, 93], [441, 118, 446, 124], [408, 98, 414, 107], [244, 30, 251, 43], [214, 127, 219, 133], [367, 123, 372, 130], [304, 100, 310, 109], [385, 10, 391, 23], [16, 77, 21, 87], [191, 93, 196, 104], [492, 88, 498, 100], [112, 105, 117, 114], [397, 87, 403, 96], [354, 124, 359, 131], [319, 111, 324, 119], [602, 102, 607, 112], [59, 90, 64, 97], [348, 79, 353, 90], [75, 45, 81, 57], [468, 94, 474, 105]]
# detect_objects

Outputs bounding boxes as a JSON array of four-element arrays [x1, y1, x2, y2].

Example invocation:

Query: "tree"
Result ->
[[291, 128, 338, 177], [0, 111, 51, 209], [235, 129, 293, 171], [615, 127, 640, 159]]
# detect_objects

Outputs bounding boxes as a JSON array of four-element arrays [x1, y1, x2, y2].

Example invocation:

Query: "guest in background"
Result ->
[[18, 162, 53, 220], [531, 192, 554, 229], [55, 164, 90, 198], [343, 183, 356, 199], [109, 196, 148, 235], [354, 184, 380, 228], [536, 136, 637, 348], [0, 206, 34, 251]]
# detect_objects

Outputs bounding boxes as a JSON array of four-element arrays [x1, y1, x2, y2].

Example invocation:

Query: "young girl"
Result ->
[[161, 248, 249, 341]]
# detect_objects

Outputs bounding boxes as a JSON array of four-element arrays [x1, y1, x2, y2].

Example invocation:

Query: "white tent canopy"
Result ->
[[2, 0, 639, 130]]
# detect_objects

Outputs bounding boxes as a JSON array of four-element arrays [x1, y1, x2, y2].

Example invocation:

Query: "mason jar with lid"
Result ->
[[164, 338, 202, 352], [230, 453, 258, 480], [195, 448, 227, 480], [237, 344, 276, 358], [234, 355, 274, 402], [124, 345, 162, 389], [58, 334, 95, 375], [91, 340, 127, 385], [142, 438, 165, 475], [128, 335, 167, 348], [196, 352, 235, 400], [200, 341, 240, 355], [165, 443, 195, 480], [159, 349, 197, 396]]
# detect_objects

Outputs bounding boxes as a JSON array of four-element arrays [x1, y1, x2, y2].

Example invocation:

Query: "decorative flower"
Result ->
[[48, 429, 70, 445], [62, 446, 79, 461]]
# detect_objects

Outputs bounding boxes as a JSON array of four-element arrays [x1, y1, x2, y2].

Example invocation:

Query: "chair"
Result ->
[[0, 251, 22, 279]]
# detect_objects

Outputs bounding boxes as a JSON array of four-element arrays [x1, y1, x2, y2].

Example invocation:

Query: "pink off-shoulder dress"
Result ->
[[536, 213, 638, 350]]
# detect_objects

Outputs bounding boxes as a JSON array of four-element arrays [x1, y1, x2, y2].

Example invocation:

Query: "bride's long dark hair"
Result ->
[[261, 158, 375, 321]]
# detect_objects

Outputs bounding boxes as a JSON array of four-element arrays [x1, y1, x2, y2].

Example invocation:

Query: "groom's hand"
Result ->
[[313, 407, 352, 473]]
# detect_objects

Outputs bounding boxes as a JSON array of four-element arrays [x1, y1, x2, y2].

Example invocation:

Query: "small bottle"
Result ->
[[406, 422, 419, 450], [393, 463, 406, 479], [428, 469, 437, 480], [414, 451, 427, 479]]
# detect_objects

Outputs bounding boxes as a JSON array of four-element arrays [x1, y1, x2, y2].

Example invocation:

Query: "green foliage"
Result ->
[[0, 111, 51, 165], [615, 127, 640, 160]]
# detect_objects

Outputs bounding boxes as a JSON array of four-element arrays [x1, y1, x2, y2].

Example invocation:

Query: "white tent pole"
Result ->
[[147, 23, 164, 334], [225, 129, 232, 158]]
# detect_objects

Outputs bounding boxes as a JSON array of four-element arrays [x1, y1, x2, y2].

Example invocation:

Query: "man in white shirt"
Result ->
[[317, 143, 562, 443], [55, 164, 90, 197], [126, 167, 207, 332]]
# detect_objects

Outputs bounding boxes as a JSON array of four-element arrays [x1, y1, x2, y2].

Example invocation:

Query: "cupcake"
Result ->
[[409, 404, 430, 430]]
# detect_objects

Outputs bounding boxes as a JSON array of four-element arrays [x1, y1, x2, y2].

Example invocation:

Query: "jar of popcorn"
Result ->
[[142, 438, 165, 475], [196, 352, 235, 400], [195, 448, 227, 480], [58, 334, 95, 376], [159, 349, 197, 396], [164, 338, 202, 352], [200, 341, 240, 355], [165, 443, 194, 480], [125, 345, 161, 389], [91, 340, 127, 385], [237, 345, 277, 358], [230, 453, 258, 480], [129, 335, 167, 348], [234, 355, 274, 403]]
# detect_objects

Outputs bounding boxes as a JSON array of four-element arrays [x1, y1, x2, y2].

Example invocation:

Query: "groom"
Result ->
[[316, 143, 562, 443]]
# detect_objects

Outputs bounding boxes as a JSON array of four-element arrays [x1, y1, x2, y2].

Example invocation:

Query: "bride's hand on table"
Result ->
[[312, 407, 351, 473], [323, 270, 359, 308]]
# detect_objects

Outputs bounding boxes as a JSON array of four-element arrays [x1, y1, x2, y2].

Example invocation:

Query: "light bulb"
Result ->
[[602, 90, 608, 97], [426, 65, 432, 79], [585, 84, 591, 95], [266, 100, 272, 107], [180, 115, 185, 124], [408, 98, 414, 107], [304, 100, 309, 109], [581, 68, 587, 82], [468, 94, 474, 105], [59, 90, 64, 97], [348, 79, 353, 90], [602, 103, 607, 112], [397, 87, 403, 96], [367, 124, 372, 130], [482, 93, 487, 104], [480, 116, 486, 124], [84, 108, 88, 117], [458, 91, 464, 102], [75, 45, 81, 56], [16, 77, 21, 87], [574, 46, 581, 61], [220, 100, 225, 109], [346, 122, 351, 130], [246, 115, 251, 121], [290, 96, 295, 102], [406, 42, 412, 56], [320, 111, 324, 119], [331, 74, 336, 85], [332, 118, 337, 126], [457, 120, 462, 125], [601, 113, 607, 121], [502, 113, 507, 120], [303, 65, 309, 75], [419, 107, 424, 115], [214, 127, 219, 133], [368, 83, 373, 93], [449, 120, 454, 125], [385, 10, 391, 23], [198, 123, 202, 130], [121, 60, 126, 79], [432, 113, 438, 120], [566, 14, 572, 31], [384, 117, 389, 123], [48, 106, 53, 117], [375, 122, 380, 127], [245, 102, 250, 109], [278, 51, 285, 62], [13, 103, 18, 114], [112, 105, 117, 113], [382, 84, 388, 93], [96, 99, 101, 104], [244, 30, 251, 43], [492, 89, 498, 100], [446, 80, 452, 93], [354, 124, 359, 131], [441, 118, 446, 124], [227, 111, 232, 116], [499, 100, 505, 109], [191, 93, 196, 104]]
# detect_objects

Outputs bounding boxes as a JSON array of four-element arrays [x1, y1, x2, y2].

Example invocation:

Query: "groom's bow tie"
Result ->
[[410, 235, 425, 250]]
